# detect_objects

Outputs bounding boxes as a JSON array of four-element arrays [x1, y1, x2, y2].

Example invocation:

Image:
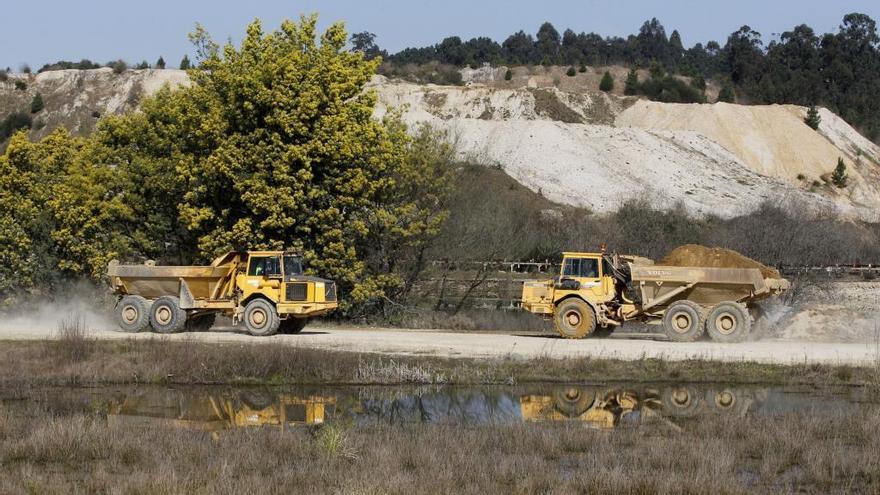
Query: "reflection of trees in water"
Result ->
[[357, 390, 520, 425]]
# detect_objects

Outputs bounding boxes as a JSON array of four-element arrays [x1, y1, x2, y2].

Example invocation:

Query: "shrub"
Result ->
[[578, 64, 587, 73], [805, 105, 821, 130], [0, 70, 7, 82], [0, 112, 33, 141], [796, 173, 806, 181], [108, 60, 128, 74], [20, 64, 31, 74], [566, 66, 576, 77], [832, 157, 847, 188], [37, 60, 102, 72], [30, 93, 44, 114], [624, 69, 638, 95], [599, 71, 614, 92], [718, 84, 735, 103], [504, 68, 512, 80], [14, 80, 27, 91], [135, 60, 150, 70]]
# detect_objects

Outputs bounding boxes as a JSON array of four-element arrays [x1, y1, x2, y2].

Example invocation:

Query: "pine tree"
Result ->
[[136, 60, 150, 70], [624, 68, 639, 95], [179, 55, 191, 70], [566, 66, 576, 77], [30, 93, 44, 114], [804, 105, 821, 130], [155, 56, 166, 69], [599, 71, 614, 92], [578, 63, 587, 73], [504, 68, 512, 80], [832, 157, 848, 188]]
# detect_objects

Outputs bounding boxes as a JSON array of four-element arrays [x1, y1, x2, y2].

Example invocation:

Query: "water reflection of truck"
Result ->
[[106, 389, 336, 432], [519, 386, 767, 429]]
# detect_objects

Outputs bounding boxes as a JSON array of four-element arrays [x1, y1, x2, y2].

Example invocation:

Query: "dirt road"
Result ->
[[2, 323, 877, 366]]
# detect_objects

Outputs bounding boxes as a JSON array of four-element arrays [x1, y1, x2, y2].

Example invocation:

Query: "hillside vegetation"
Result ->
[[360, 14, 880, 141]]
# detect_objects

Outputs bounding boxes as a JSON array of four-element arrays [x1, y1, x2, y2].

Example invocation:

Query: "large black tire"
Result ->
[[662, 300, 705, 342], [553, 387, 596, 417], [115, 295, 151, 333], [553, 299, 597, 339], [705, 302, 751, 343], [280, 318, 308, 334], [243, 298, 280, 336], [149, 296, 187, 334]]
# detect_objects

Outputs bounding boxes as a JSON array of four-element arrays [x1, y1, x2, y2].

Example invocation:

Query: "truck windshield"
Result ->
[[563, 257, 599, 278], [284, 255, 303, 276]]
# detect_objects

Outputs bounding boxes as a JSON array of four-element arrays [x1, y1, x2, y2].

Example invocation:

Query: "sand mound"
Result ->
[[659, 244, 780, 279]]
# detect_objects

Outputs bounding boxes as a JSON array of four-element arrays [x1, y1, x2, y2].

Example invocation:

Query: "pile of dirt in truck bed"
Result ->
[[659, 244, 781, 279]]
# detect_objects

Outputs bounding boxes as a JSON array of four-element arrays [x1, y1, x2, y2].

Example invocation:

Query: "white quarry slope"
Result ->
[[373, 79, 880, 220], [3, 69, 880, 220], [0, 68, 189, 139]]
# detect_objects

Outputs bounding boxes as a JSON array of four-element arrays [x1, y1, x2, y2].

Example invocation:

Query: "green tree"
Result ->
[[155, 56, 166, 69], [578, 63, 587, 73], [566, 66, 576, 77], [624, 68, 639, 95], [136, 60, 150, 70], [599, 71, 614, 91], [90, 16, 452, 308], [30, 93, 44, 113], [504, 68, 512, 80], [718, 84, 735, 103], [832, 157, 848, 187], [804, 105, 821, 129], [179, 55, 191, 70]]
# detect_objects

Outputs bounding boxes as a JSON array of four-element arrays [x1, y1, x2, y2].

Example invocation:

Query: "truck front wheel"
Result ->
[[149, 296, 187, 334], [244, 299, 280, 336], [554, 299, 596, 339], [706, 302, 751, 343], [662, 300, 705, 342]]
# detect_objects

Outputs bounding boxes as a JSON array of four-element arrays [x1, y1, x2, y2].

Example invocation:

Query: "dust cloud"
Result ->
[[0, 286, 114, 336]]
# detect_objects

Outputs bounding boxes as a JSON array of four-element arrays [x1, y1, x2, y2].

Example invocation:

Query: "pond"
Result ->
[[3, 382, 876, 433]]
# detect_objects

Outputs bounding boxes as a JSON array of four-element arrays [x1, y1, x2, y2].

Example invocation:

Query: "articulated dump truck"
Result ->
[[107, 251, 337, 336], [521, 251, 790, 342]]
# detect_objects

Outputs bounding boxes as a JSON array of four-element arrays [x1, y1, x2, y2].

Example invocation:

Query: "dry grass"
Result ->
[[0, 407, 878, 494], [1, 339, 879, 388]]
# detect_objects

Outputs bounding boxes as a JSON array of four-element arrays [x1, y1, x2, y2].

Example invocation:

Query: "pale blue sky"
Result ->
[[2, 0, 878, 70]]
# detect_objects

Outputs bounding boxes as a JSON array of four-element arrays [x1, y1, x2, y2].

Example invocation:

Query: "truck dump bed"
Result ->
[[107, 261, 235, 300], [629, 263, 790, 309]]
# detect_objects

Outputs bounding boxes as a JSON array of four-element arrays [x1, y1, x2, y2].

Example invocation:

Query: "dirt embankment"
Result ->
[[659, 244, 781, 279]]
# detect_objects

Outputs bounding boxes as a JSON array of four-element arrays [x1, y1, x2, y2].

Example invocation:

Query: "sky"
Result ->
[[2, 0, 879, 70]]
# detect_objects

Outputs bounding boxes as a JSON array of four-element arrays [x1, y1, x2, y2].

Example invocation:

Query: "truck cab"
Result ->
[[521, 251, 634, 338]]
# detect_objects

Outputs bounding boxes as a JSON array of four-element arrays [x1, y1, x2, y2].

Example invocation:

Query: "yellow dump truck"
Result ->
[[107, 251, 337, 336], [521, 251, 789, 342]]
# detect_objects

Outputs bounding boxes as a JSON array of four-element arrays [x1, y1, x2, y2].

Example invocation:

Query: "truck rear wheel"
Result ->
[[554, 299, 596, 339], [280, 318, 308, 334], [662, 300, 704, 342], [149, 296, 187, 334], [244, 299, 280, 336], [115, 295, 151, 333], [706, 302, 751, 343]]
